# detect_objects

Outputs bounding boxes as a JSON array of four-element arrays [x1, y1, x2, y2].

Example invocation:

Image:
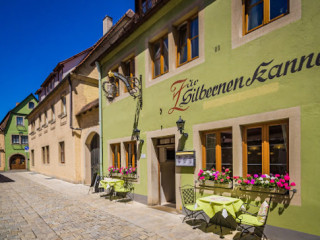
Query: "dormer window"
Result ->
[[28, 102, 35, 109], [136, 0, 159, 16]]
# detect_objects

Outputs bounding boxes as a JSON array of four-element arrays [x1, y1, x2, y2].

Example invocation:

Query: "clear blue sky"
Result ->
[[0, 0, 134, 119]]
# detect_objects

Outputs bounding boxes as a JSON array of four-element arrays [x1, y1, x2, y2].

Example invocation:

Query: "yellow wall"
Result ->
[[28, 76, 99, 183]]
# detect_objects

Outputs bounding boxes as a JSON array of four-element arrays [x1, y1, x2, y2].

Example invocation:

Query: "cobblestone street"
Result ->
[[0, 171, 239, 240]]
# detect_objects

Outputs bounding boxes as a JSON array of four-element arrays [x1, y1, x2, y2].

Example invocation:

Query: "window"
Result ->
[[122, 58, 135, 93], [242, 120, 289, 176], [125, 141, 137, 168], [21, 136, 28, 145], [59, 142, 65, 163], [38, 115, 42, 129], [152, 36, 169, 79], [109, 67, 119, 97], [141, 0, 152, 15], [31, 150, 34, 166], [244, 0, 289, 34], [111, 143, 121, 168], [51, 105, 55, 121], [44, 111, 48, 125], [202, 129, 233, 172], [46, 146, 50, 164], [177, 15, 199, 66], [42, 147, 45, 164], [12, 135, 20, 144], [61, 96, 66, 115], [16, 116, 24, 126], [28, 102, 35, 109], [31, 121, 35, 132]]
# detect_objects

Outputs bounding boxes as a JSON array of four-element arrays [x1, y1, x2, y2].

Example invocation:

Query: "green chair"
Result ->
[[180, 185, 208, 227], [114, 180, 134, 201], [236, 198, 272, 240]]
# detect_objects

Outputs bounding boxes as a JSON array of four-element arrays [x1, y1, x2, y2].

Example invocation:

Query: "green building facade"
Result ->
[[0, 94, 38, 171], [93, 0, 320, 238]]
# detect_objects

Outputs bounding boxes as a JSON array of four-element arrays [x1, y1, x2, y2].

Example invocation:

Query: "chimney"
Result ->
[[16, 102, 20, 106], [103, 15, 113, 35]]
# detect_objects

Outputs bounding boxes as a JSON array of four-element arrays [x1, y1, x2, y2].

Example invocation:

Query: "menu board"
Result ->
[[175, 151, 196, 167]]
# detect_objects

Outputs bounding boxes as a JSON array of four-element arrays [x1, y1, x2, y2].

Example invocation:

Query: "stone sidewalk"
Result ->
[[0, 171, 243, 240]]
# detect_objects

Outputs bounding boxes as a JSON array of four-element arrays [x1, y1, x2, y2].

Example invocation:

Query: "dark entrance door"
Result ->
[[90, 134, 100, 180], [10, 155, 26, 170]]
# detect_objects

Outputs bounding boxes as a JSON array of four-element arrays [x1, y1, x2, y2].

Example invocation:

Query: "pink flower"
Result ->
[[270, 179, 275, 183], [275, 174, 280, 178], [277, 182, 283, 188], [284, 175, 290, 181], [220, 179, 224, 182], [261, 174, 266, 178], [234, 176, 239, 179], [284, 182, 288, 186], [247, 174, 251, 177], [254, 174, 259, 178], [215, 177, 218, 181], [226, 176, 230, 180], [290, 182, 296, 186], [225, 168, 230, 172], [222, 172, 225, 176], [237, 180, 242, 184], [285, 186, 291, 190], [280, 179, 285, 183], [198, 169, 204, 177], [251, 179, 255, 184], [199, 176, 205, 180]]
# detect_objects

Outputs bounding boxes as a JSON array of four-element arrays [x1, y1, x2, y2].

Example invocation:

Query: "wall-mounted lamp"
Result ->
[[176, 116, 188, 137], [134, 128, 144, 143]]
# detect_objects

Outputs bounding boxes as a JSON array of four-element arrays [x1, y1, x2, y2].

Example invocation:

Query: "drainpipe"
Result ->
[[95, 61, 103, 177], [68, 75, 82, 131]]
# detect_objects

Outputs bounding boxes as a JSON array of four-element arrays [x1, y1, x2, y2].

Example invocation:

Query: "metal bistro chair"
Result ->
[[113, 179, 134, 201], [180, 184, 208, 227], [236, 197, 272, 240]]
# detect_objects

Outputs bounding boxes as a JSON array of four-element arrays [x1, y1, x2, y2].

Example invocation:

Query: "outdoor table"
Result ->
[[196, 195, 243, 238], [99, 178, 124, 200]]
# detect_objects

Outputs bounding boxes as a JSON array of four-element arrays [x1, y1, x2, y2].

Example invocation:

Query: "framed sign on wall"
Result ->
[[175, 151, 196, 167]]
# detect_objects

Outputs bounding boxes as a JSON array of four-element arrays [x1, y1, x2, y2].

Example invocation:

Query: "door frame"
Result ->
[[147, 127, 182, 210], [8, 153, 26, 170]]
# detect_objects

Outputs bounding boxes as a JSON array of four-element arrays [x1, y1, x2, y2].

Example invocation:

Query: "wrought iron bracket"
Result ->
[[103, 71, 143, 109]]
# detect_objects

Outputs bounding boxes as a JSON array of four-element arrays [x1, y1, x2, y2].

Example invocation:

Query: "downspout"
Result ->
[[95, 61, 103, 177], [68, 75, 82, 131]]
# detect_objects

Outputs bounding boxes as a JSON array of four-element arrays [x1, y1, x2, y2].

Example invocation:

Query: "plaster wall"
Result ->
[[99, 0, 320, 236], [0, 132, 5, 171]]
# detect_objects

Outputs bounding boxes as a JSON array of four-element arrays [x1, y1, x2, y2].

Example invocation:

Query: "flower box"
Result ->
[[239, 185, 288, 194], [111, 173, 121, 177], [200, 180, 233, 189]]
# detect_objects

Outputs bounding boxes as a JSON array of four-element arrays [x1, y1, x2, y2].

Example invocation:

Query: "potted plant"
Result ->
[[198, 168, 233, 188], [234, 173, 296, 194]]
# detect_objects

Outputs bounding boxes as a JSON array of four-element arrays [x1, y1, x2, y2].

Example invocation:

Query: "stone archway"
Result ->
[[9, 154, 26, 170], [84, 132, 100, 185]]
